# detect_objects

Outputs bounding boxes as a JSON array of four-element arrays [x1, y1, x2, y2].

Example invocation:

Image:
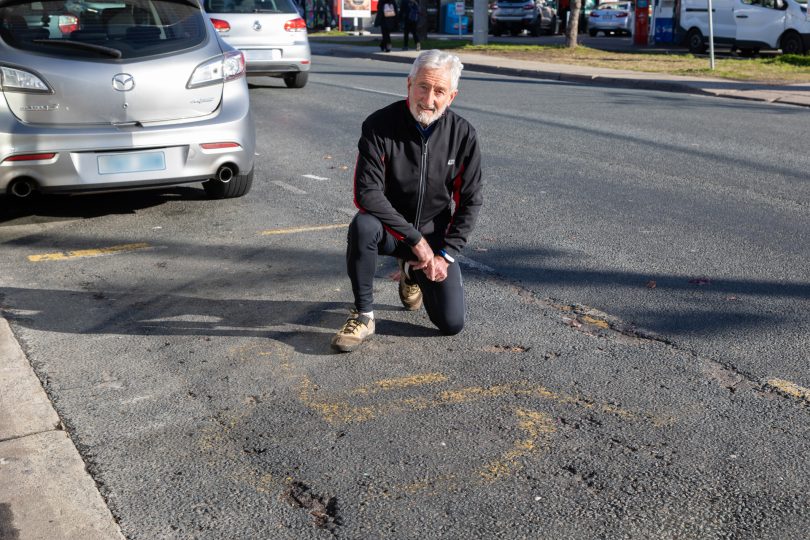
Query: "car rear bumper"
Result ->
[[238, 42, 311, 75], [589, 20, 631, 31], [0, 81, 255, 194]]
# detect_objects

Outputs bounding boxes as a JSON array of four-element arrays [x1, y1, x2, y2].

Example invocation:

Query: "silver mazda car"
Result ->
[[0, 0, 255, 200]]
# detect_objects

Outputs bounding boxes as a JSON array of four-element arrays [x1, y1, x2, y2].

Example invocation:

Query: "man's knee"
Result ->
[[437, 314, 464, 336], [349, 212, 383, 242]]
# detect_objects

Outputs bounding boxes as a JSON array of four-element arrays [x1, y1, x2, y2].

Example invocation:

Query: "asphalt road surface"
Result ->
[[1, 55, 808, 539]]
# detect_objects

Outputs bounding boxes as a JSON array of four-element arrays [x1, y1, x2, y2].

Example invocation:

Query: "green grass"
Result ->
[[309, 36, 810, 82]]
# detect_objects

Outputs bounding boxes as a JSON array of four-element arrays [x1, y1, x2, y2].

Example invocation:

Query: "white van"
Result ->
[[678, 0, 810, 55]]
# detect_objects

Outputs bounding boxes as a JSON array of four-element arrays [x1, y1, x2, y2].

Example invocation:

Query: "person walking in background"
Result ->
[[375, 0, 399, 52], [331, 50, 484, 353], [401, 0, 421, 51]]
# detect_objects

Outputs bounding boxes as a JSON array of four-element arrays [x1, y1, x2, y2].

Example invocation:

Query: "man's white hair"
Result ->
[[408, 50, 464, 92]]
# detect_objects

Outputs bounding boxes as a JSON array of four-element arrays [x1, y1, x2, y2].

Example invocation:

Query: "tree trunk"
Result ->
[[565, 0, 581, 48]]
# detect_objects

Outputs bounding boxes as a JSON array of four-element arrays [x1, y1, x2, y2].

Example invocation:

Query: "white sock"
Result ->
[[360, 311, 374, 320]]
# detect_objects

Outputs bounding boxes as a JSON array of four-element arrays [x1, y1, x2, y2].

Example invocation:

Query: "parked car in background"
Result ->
[[0, 0, 255, 200], [203, 0, 311, 88], [490, 0, 556, 36], [680, 0, 810, 55], [587, 1, 633, 36]]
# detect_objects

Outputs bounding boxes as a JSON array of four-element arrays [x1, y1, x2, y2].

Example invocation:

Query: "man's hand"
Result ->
[[423, 255, 448, 282], [410, 238, 434, 270]]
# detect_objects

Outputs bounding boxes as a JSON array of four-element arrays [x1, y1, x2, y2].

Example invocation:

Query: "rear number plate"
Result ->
[[244, 49, 281, 61], [97, 151, 166, 175]]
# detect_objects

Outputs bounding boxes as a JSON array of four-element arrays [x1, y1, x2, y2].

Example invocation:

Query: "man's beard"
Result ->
[[413, 103, 446, 126]]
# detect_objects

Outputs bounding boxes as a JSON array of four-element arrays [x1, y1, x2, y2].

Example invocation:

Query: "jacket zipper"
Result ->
[[414, 136, 428, 229]]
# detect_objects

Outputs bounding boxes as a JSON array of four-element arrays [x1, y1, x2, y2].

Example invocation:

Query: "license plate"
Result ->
[[243, 49, 281, 62], [97, 151, 165, 175]]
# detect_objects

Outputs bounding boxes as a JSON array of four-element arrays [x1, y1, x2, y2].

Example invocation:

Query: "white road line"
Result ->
[[347, 86, 405, 98], [271, 181, 307, 195], [302, 174, 330, 181]]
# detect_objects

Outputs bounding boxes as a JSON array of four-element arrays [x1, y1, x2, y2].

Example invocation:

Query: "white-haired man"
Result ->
[[332, 50, 484, 353]]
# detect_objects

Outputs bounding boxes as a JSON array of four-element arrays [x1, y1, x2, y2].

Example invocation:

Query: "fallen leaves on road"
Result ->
[[646, 280, 657, 289], [483, 345, 529, 353], [282, 481, 337, 530]]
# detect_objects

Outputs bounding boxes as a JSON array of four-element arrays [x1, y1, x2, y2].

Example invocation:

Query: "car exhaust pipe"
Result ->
[[9, 178, 36, 199], [217, 164, 235, 184]]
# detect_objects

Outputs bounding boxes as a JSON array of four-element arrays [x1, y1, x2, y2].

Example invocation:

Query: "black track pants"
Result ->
[[346, 212, 466, 335]]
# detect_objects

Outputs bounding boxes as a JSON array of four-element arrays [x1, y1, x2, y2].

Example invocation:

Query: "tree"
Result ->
[[565, 0, 581, 48]]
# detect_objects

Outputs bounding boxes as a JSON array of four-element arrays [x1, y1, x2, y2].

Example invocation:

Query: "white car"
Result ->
[[587, 1, 633, 36], [203, 0, 311, 88], [680, 0, 810, 55]]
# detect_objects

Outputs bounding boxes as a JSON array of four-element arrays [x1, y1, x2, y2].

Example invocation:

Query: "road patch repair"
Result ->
[[0, 317, 123, 539]]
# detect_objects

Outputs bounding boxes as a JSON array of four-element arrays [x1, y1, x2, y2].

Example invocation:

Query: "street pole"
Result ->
[[473, 0, 488, 44], [707, 0, 715, 69]]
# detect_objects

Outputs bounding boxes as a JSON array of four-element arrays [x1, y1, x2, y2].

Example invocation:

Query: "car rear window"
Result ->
[[203, 0, 299, 14], [0, 0, 207, 59]]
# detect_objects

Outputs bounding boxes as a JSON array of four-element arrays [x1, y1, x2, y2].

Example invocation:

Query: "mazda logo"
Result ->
[[112, 73, 135, 92], [253, 20, 262, 31]]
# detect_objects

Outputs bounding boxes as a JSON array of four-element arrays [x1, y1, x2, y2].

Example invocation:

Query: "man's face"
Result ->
[[407, 67, 458, 127]]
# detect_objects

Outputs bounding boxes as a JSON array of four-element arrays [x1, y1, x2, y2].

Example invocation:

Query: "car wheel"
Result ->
[[588, 28, 597, 37], [510, 28, 521, 36], [781, 31, 806, 55], [530, 19, 541, 37], [492, 22, 502, 36], [686, 28, 707, 54], [203, 166, 254, 199], [283, 72, 308, 89]]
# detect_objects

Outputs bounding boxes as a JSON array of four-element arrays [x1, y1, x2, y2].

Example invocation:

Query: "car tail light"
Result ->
[[201, 142, 241, 150], [188, 50, 245, 88], [284, 17, 307, 32], [523, 4, 534, 9], [3, 153, 56, 162], [589, 11, 599, 16], [616, 11, 628, 17], [0, 66, 51, 93], [210, 18, 230, 33], [58, 15, 79, 34]]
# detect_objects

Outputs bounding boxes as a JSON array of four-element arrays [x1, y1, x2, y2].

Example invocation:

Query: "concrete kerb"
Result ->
[[309, 41, 810, 108], [0, 316, 124, 540]]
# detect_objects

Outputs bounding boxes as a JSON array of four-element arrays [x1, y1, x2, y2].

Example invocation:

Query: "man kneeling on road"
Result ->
[[332, 49, 484, 353]]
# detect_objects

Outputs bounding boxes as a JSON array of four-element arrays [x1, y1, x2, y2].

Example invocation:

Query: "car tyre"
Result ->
[[283, 72, 308, 89], [530, 18, 541, 37], [203, 167, 254, 199], [588, 27, 597, 37], [686, 28, 707, 54], [492, 22, 503, 36], [781, 31, 806, 55]]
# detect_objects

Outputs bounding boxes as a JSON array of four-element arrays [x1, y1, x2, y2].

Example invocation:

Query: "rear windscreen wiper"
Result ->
[[32, 39, 123, 58]]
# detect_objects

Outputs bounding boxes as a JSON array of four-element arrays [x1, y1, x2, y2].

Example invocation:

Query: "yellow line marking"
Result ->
[[298, 377, 653, 425], [480, 408, 556, 482], [351, 373, 448, 396], [261, 223, 349, 236], [767, 378, 810, 404], [27, 242, 151, 262]]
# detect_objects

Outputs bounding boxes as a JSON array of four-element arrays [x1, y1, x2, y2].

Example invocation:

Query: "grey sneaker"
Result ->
[[398, 259, 423, 311], [331, 311, 375, 353]]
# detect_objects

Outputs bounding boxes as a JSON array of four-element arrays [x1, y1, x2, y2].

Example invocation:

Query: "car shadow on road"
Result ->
[[0, 187, 209, 225]]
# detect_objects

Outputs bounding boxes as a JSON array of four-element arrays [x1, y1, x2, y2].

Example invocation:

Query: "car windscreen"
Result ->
[[0, 0, 207, 59], [203, 0, 298, 14]]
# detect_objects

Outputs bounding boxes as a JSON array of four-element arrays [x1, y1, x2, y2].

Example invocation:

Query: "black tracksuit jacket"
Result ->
[[353, 100, 483, 259]]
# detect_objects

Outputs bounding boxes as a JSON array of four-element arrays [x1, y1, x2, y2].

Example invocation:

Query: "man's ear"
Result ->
[[448, 89, 458, 106], [406, 77, 412, 93]]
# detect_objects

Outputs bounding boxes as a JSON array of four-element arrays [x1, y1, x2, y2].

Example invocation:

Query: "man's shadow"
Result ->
[[1, 286, 437, 356]]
